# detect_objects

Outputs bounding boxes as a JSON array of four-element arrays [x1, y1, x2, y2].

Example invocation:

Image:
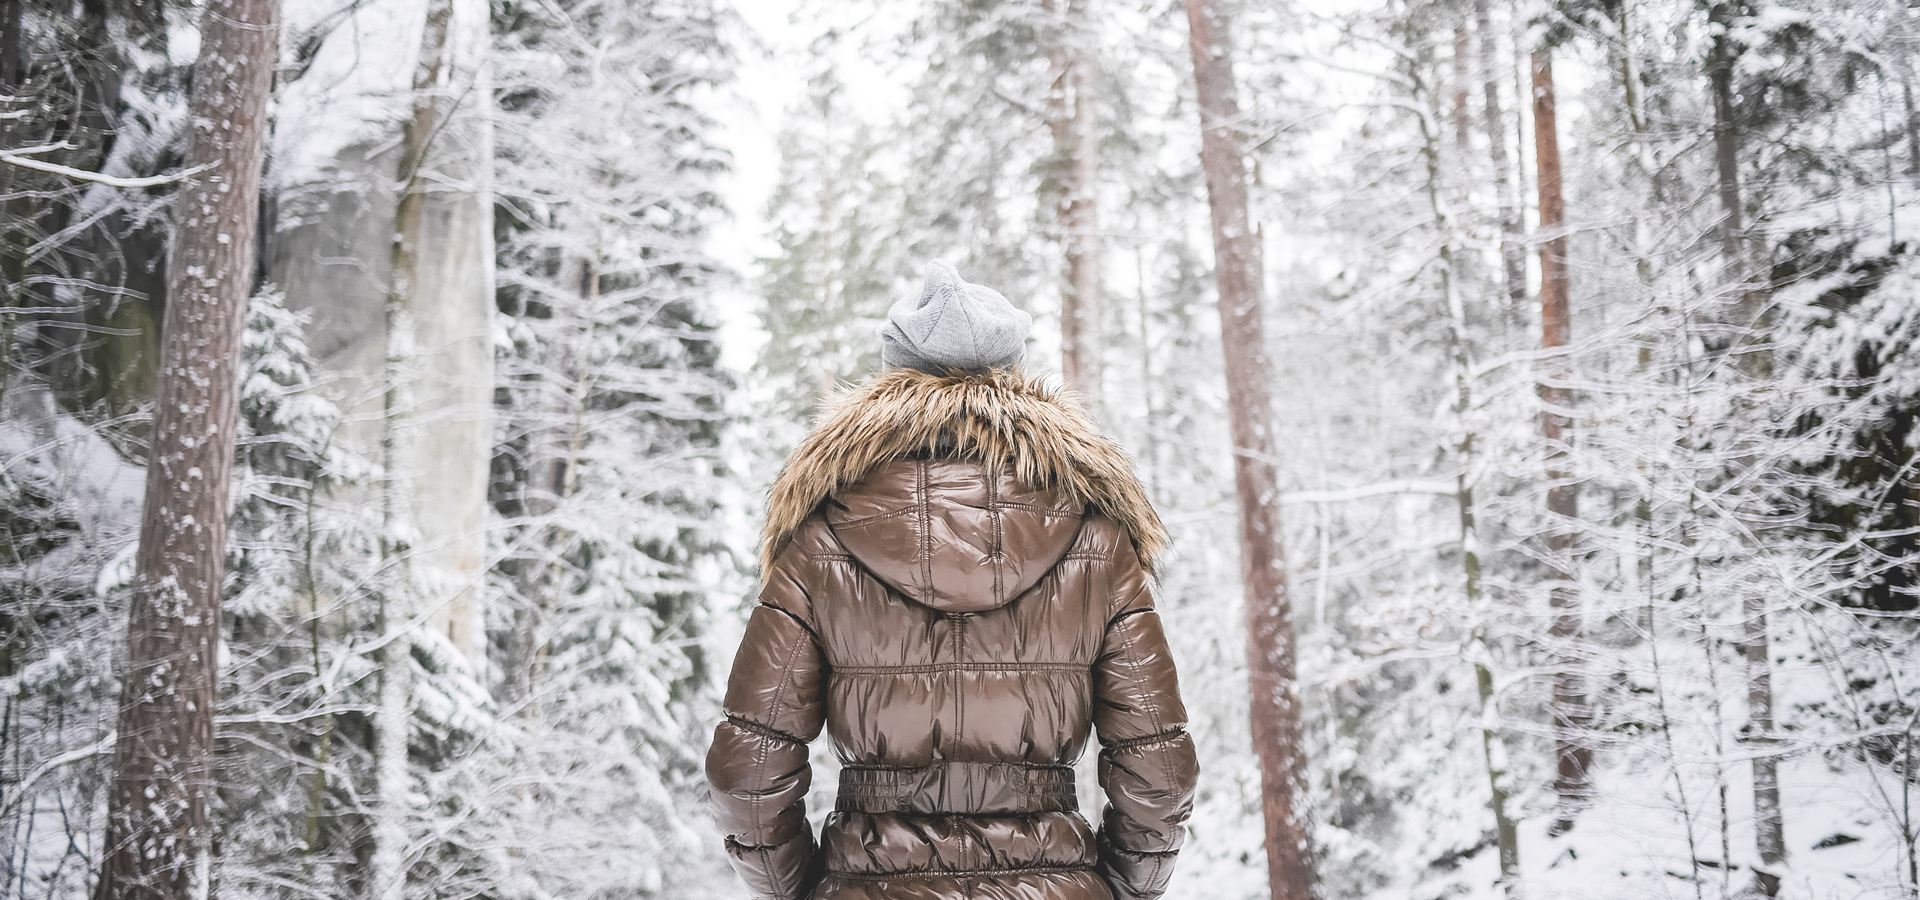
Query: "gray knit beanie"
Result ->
[[880, 261, 1032, 373]]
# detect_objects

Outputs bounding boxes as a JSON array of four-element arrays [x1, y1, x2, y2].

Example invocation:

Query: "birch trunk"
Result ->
[[403, 0, 495, 665], [370, 1, 456, 895], [1412, 32, 1523, 893], [1706, 4, 1786, 891], [96, 0, 278, 896], [1183, 2, 1311, 896]]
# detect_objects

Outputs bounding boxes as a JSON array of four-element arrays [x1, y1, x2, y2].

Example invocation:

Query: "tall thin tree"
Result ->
[[1474, 0, 1526, 319], [370, 0, 455, 896], [96, 0, 279, 895], [1530, 41, 1591, 831], [1705, 2, 1786, 892], [1405, 11, 1524, 888], [1047, 0, 1102, 409], [1183, 0, 1311, 896]]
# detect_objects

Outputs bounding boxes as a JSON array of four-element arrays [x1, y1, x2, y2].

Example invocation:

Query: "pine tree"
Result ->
[[97, 0, 278, 894], [1184, 0, 1312, 896], [486, 0, 737, 893]]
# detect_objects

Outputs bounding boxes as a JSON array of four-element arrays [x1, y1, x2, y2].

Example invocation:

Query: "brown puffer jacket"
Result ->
[[706, 369, 1199, 900]]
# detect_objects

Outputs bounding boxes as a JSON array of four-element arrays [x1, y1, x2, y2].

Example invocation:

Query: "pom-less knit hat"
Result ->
[[880, 261, 1032, 373]]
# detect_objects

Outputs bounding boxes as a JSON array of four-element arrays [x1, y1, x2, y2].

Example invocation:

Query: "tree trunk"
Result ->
[[1452, 23, 1473, 151], [1182, 2, 1311, 897], [0, 0, 21, 86], [371, 1, 455, 895], [402, 0, 496, 666], [1530, 45, 1591, 832], [1904, 74, 1920, 177], [1474, 0, 1526, 320], [1047, 0, 1101, 410], [95, 0, 279, 896], [1706, 4, 1786, 892], [1411, 26, 1523, 891]]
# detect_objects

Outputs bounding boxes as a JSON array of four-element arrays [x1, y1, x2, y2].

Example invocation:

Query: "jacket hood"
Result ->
[[824, 459, 1083, 613], [761, 369, 1167, 598]]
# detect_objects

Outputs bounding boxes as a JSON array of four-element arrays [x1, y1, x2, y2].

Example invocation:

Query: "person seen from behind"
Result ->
[[705, 262, 1199, 900]]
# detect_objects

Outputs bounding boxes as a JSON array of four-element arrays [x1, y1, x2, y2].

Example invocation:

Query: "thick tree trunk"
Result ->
[[95, 0, 278, 896], [1047, 0, 1101, 410], [1183, 2, 1311, 898], [1706, 4, 1786, 892], [403, 0, 496, 666], [1474, 0, 1526, 320], [1530, 46, 1591, 832]]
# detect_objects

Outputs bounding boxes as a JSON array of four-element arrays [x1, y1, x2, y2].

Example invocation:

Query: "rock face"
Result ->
[[269, 0, 495, 666]]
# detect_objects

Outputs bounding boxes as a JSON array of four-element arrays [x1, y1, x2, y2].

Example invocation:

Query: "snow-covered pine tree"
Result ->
[[753, 66, 898, 450], [484, 0, 739, 894], [214, 287, 381, 897]]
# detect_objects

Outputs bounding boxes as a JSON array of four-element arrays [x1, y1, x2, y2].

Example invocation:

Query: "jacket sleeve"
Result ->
[[1091, 539, 1200, 900], [705, 546, 827, 900]]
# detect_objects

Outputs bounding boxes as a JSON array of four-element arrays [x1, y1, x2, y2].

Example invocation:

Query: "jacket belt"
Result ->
[[835, 762, 1078, 815]]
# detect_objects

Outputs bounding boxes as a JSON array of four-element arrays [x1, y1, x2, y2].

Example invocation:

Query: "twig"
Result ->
[[0, 151, 211, 189]]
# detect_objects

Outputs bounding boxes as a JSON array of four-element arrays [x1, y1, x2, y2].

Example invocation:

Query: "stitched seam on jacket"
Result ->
[[757, 601, 822, 643], [990, 501, 1082, 515], [918, 460, 935, 602], [987, 470, 1004, 602], [724, 714, 807, 746], [746, 624, 809, 883], [724, 834, 798, 853], [830, 505, 919, 527], [950, 613, 965, 758], [1103, 726, 1187, 753], [1107, 574, 1149, 619], [832, 661, 1087, 674], [960, 615, 969, 735], [839, 762, 1076, 774], [1107, 845, 1179, 859], [824, 864, 1096, 882]]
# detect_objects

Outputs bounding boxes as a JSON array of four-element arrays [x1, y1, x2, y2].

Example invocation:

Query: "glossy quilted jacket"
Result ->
[[706, 370, 1198, 900]]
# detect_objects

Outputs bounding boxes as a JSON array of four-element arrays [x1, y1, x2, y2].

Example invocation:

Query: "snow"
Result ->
[[9, 0, 1920, 898]]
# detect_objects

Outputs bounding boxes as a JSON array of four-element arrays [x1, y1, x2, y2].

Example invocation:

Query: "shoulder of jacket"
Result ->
[[1072, 512, 1132, 560], [789, 515, 841, 554]]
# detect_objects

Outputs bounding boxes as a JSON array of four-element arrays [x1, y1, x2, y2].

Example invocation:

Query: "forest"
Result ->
[[2, 0, 1918, 898]]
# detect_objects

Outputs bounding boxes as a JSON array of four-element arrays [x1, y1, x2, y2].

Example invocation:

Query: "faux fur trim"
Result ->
[[761, 369, 1167, 576]]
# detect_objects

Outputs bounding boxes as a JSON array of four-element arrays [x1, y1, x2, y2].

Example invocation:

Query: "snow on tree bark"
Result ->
[[1183, 1, 1312, 897], [96, 0, 279, 896]]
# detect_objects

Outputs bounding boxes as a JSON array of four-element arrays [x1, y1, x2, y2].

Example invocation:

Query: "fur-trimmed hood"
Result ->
[[760, 368, 1167, 579]]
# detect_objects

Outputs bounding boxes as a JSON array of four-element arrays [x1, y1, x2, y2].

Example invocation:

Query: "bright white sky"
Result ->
[[709, 0, 804, 373], [707, 0, 923, 374]]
